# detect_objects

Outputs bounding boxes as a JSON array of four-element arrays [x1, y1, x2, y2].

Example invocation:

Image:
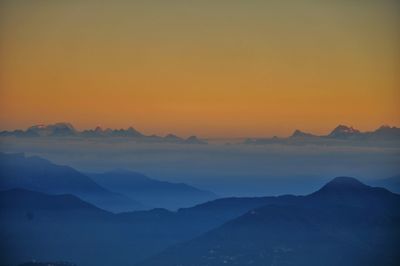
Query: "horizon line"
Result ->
[[0, 122, 399, 139]]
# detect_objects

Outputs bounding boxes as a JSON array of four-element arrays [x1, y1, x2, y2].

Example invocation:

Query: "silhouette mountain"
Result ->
[[88, 169, 217, 210], [0, 153, 144, 212], [0, 189, 217, 266], [138, 177, 400, 266], [1, 187, 285, 266], [1, 176, 399, 266]]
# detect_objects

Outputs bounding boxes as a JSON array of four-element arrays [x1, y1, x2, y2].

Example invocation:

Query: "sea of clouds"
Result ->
[[0, 137, 399, 196]]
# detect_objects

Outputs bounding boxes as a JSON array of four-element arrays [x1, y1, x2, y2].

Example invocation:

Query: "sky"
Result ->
[[0, 0, 399, 138]]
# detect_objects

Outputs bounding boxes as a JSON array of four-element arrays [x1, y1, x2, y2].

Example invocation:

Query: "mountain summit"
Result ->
[[290, 129, 315, 138], [328, 125, 361, 138], [319, 176, 368, 191], [26, 122, 77, 137]]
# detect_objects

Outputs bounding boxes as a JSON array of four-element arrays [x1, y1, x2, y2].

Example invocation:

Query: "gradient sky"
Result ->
[[0, 0, 399, 137]]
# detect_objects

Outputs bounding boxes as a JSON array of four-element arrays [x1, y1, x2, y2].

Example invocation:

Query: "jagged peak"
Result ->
[[28, 122, 76, 130], [328, 125, 360, 137]]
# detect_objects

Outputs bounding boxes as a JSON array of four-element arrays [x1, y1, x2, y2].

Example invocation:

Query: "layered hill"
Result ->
[[88, 170, 217, 210], [1, 177, 399, 266], [138, 177, 400, 266], [0, 152, 144, 212]]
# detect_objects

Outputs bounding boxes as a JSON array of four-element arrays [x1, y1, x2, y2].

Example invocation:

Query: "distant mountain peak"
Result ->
[[328, 125, 361, 138], [164, 134, 183, 142], [378, 125, 392, 130], [325, 176, 366, 188], [127, 126, 142, 134], [26, 122, 77, 137], [185, 136, 207, 144], [290, 129, 314, 138], [373, 125, 400, 136]]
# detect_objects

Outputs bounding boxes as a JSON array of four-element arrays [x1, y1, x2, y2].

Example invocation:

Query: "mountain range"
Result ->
[[0, 153, 216, 212], [0, 176, 399, 266], [245, 124, 400, 144], [0, 152, 143, 212], [1, 123, 398, 145], [0, 123, 207, 144], [138, 177, 400, 266]]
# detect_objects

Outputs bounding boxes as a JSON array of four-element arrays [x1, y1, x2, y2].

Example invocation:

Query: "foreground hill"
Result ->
[[1, 177, 399, 266], [0, 152, 144, 212], [88, 170, 217, 210], [0, 187, 273, 266], [138, 177, 400, 266]]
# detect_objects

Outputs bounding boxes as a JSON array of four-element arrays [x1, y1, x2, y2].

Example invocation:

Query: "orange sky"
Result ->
[[0, 1, 399, 137]]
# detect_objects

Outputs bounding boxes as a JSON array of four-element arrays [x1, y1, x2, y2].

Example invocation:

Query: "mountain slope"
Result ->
[[0, 153, 144, 212], [89, 170, 217, 210], [370, 175, 400, 194], [138, 177, 400, 266], [0, 189, 217, 266], [0, 188, 105, 212]]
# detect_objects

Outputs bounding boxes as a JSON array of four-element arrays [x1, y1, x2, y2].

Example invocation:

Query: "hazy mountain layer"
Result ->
[[89, 170, 217, 210], [0, 152, 144, 212]]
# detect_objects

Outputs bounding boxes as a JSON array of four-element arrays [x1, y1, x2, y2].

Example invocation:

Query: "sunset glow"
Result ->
[[1, 1, 399, 137]]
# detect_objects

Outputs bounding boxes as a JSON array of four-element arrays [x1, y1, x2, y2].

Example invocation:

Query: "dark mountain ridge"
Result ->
[[138, 177, 400, 266], [1, 176, 399, 266]]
